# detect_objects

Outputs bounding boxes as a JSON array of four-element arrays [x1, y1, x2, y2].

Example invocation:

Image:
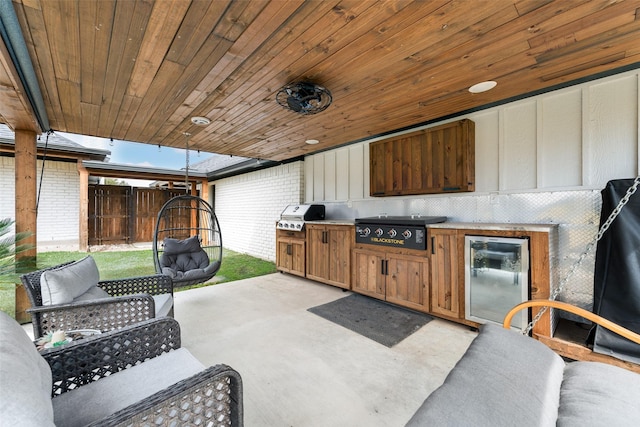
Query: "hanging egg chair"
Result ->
[[153, 195, 222, 288]]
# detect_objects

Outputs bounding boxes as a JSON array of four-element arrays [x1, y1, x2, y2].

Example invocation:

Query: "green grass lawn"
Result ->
[[0, 248, 276, 317]]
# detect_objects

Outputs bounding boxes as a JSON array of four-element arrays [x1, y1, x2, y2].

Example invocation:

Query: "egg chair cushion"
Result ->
[[160, 236, 211, 279]]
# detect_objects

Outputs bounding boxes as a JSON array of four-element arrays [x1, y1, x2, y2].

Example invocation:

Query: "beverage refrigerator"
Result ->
[[464, 235, 530, 330]]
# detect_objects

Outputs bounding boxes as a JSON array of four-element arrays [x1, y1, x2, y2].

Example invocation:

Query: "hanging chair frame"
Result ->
[[153, 194, 222, 288]]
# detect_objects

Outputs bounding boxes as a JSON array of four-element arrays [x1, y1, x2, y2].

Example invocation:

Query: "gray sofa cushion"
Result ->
[[406, 323, 565, 427], [0, 311, 55, 426], [557, 361, 640, 427], [40, 256, 100, 305], [72, 285, 111, 302], [52, 347, 206, 427]]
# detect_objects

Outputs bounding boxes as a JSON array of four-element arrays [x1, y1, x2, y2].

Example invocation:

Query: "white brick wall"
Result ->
[[0, 157, 80, 249], [0, 157, 15, 215], [211, 161, 304, 261]]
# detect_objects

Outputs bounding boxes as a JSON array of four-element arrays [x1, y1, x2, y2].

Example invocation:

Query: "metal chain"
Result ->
[[184, 132, 191, 191], [522, 175, 640, 335]]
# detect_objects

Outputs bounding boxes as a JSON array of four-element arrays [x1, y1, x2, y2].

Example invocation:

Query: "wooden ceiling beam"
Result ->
[[0, 33, 40, 132]]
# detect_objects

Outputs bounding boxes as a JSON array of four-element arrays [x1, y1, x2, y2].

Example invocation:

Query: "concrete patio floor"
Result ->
[[173, 273, 478, 426]]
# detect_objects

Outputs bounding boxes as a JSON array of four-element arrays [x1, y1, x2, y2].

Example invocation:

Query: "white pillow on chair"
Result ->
[[40, 256, 101, 305]]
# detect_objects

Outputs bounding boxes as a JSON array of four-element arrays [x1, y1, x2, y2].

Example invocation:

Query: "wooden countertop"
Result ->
[[305, 220, 557, 232], [306, 220, 355, 225], [427, 222, 558, 232]]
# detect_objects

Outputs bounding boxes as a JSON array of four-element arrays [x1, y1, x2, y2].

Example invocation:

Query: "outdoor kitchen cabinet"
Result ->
[[306, 224, 353, 289], [276, 229, 306, 277], [369, 119, 475, 197], [429, 228, 463, 320], [352, 247, 430, 313]]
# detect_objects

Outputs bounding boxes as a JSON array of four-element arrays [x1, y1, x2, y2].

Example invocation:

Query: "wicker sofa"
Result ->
[[406, 323, 640, 426], [0, 310, 242, 426], [20, 256, 174, 338]]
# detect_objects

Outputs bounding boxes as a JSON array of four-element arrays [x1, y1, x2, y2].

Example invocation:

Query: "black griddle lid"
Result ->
[[355, 216, 447, 226]]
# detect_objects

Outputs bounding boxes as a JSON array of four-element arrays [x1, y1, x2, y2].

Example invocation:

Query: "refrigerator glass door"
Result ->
[[465, 236, 530, 330]]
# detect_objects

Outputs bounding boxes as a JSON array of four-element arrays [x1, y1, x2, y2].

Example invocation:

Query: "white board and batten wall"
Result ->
[[305, 69, 640, 203]]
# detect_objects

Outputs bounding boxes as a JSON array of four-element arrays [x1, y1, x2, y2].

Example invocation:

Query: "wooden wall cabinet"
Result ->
[[370, 119, 475, 197], [352, 247, 430, 313], [275, 229, 306, 277], [306, 224, 353, 289]]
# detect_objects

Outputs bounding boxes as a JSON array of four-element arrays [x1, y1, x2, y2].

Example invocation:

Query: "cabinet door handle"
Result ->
[[431, 236, 435, 254], [287, 244, 292, 256], [380, 259, 385, 275], [381, 259, 388, 275]]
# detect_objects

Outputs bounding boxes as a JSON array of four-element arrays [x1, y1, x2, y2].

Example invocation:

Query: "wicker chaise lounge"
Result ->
[[20, 256, 174, 338], [0, 311, 243, 426]]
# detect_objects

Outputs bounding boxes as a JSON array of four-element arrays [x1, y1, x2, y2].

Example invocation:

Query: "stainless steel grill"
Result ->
[[277, 204, 325, 231]]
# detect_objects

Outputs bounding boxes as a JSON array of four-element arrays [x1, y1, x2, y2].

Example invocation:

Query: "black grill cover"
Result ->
[[590, 179, 640, 363]]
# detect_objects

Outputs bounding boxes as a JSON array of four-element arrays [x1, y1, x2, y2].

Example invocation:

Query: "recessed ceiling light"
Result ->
[[191, 116, 211, 126], [468, 81, 497, 93], [305, 139, 319, 145]]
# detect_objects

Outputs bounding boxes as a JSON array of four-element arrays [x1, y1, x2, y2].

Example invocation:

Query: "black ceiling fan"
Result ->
[[276, 82, 332, 115]]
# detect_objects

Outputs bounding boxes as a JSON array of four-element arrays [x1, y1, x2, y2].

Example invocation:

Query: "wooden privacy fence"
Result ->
[[88, 185, 186, 245]]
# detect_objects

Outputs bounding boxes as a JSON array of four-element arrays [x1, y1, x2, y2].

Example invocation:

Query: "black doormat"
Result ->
[[308, 294, 433, 347]]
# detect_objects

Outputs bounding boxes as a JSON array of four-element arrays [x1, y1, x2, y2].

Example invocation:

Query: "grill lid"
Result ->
[[280, 204, 324, 220], [277, 204, 325, 231], [355, 215, 447, 226]]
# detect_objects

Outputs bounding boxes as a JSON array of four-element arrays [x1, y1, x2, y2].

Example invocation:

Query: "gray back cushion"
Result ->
[[40, 256, 100, 305], [558, 361, 640, 426], [0, 311, 55, 426]]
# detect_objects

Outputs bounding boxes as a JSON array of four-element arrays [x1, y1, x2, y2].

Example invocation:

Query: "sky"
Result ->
[[60, 132, 214, 186]]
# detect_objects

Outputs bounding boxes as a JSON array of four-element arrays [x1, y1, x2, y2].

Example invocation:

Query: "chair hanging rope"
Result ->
[[36, 130, 53, 215]]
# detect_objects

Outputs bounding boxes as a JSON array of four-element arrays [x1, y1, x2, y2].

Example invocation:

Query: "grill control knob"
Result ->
[[296, 223, 302, 230], [358, 227, 371, 237], [375, 228, 384, 237], [402, 229, 412, 239], [388, 228, 397, 238]]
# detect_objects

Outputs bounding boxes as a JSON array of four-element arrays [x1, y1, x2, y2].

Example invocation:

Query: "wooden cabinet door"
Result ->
[[288, 239, 305, 277], [326, 225, 352, 289], [386, 253, 429, 312], [369, 119, 474, 196], [430, 229, 462, 318], [351, 248, 386, 299], [369, 141, 387, 197], [276, 238, 305, 277], [276, 239, 291, 271], [306, 225, 328, 282], [307, 225, 352, 289]]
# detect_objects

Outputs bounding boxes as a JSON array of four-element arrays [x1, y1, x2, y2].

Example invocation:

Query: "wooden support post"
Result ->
[[200, 178, 209, 203], [78, 162, 89, 251], [14, 129, 37, 323]]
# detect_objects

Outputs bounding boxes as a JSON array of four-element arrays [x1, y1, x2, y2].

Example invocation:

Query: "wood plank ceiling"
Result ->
[[2, 0, 640, 162]]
